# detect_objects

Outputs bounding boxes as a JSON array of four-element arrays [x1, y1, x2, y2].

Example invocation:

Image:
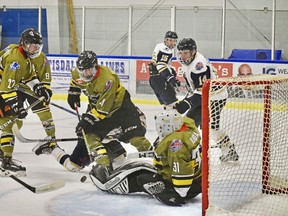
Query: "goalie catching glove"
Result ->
[[67, 86, 81, 110], [33, 83, 52, 103]]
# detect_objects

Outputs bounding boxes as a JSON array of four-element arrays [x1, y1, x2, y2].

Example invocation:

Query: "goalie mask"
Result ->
[[76, 50, 98, 82], [154, 110, 183, 140], [20, 28, 43, 58], [177, 38, 197, 65], [164, 31, 178, 49]]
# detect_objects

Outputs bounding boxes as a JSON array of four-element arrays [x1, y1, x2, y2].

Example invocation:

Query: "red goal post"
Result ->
[[202, 74, 288, 216]]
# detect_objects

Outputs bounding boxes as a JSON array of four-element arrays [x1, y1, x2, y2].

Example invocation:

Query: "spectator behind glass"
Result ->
[[238, 64, 253, 76]]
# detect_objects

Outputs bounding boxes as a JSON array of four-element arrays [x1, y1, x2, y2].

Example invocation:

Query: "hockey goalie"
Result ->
[[90, 109, 202, 206]]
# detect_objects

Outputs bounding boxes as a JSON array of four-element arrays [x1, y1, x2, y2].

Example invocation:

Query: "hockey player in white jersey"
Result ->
[[148, 31, 181, 108], [174, 38, 239, 162]]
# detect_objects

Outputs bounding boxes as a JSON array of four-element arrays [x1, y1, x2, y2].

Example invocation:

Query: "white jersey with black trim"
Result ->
[[181, 52, 227, 100], [152, 43, 174, 73]]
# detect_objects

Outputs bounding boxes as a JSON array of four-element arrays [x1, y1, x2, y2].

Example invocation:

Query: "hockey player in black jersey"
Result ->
[[148, 31, 181, 108]]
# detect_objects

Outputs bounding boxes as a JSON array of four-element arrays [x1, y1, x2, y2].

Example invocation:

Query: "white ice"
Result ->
[[0, 101, 202, 216]]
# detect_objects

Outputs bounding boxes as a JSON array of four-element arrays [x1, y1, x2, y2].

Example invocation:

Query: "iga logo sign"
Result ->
[[263, 67, 276, 75]]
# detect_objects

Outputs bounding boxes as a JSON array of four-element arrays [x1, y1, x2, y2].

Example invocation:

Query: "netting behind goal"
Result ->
[[202, 75, 288, 216]]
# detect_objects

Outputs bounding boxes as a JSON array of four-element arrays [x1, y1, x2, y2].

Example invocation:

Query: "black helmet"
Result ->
[[20, 28, 43, 46], [19, 28, 43, 58], [164, 31, 178, 39], [76, 50, 98, 71], [177, 38, 197, 51], [76, 51, 98, 82]]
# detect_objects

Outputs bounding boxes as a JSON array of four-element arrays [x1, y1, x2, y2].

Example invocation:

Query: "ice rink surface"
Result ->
[[0, 100, 202, 216]]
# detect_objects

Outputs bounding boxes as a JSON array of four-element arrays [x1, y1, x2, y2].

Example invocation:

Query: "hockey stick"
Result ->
[[75, 105, 93, 163], [0, 167, 65, 193], [12, 124, 79, 143], [17, 87, 77, 117], [0, 96, 45, 130]]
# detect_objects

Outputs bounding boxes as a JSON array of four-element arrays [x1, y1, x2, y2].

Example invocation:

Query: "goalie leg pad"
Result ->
[[89, 159, 157, 194]]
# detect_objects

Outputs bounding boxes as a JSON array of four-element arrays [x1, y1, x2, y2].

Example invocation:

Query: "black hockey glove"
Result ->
[[75, 113, 99, 135], [33, 83, 53, 103], [171, 67, 177, 77], [154, 188, 186, 206], [67, 86, 81, 110], [4, 97, 28, 119], [17, 107, 28, 119], [174, 99, 192, 114], [167, 76, 181, 92]]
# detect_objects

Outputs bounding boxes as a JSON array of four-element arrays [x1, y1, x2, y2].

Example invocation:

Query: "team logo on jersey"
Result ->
[[9, 62, 20, 71], [169, 139, 183, 152], [104, 80, 113, 92], [195, 62, 204, 70], [75, 78, 85, 84]]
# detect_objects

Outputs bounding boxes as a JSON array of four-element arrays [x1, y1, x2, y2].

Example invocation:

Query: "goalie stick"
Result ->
[[127, 150, 155, 159], [12, 124, 78, 143], [0, 96, 45, 130], [0, 167, 65, 193]]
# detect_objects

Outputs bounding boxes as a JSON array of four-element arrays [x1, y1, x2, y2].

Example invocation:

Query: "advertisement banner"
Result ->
[[135, 60, 185, 95], [47, 55, 130, 93], [47, 54, 288, 99]]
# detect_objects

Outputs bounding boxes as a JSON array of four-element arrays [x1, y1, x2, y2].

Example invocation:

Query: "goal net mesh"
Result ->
[[202, 75, 288, 216]]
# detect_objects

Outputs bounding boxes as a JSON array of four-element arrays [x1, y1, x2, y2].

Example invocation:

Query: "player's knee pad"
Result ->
[[41, 119, 55, 135], [129, 136, 152, 151]]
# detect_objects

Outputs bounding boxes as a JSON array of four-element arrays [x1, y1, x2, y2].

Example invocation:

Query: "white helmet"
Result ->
[[154, 109, 183, 140]]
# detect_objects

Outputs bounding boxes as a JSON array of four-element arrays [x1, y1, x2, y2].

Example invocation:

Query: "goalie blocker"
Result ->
[[89, 159, 201, 206]]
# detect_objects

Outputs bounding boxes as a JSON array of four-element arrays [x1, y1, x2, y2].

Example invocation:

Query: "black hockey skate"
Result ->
[[1, 156, 26, 177], [220, 144, 239, 162], [32, 137, 58, 156]]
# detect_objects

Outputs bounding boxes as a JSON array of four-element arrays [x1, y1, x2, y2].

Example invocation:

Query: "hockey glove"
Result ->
[[67, 86, 81, 110], [171, 67, 177, 77], [174, 99, 192, 114], [167, 76, 181, 92], [33, 83, 53, 103], [17, 107, 28, 119], [75, 112, 99, 135], [3, 97, 28, 119], [154, 188, 186, 206]]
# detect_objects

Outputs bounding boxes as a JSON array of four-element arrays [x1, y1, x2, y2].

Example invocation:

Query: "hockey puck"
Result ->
[[80, 176, 87, 182]]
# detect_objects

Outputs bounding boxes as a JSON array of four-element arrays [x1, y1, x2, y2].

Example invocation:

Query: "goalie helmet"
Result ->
[[154, 109, 183, 140], [20, 28, 43, 58], [177, 38, 197, 65], [76, 50, 98, 82]]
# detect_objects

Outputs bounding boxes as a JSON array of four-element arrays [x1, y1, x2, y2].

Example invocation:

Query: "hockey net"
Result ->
[[202, 75, 288, 216]]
